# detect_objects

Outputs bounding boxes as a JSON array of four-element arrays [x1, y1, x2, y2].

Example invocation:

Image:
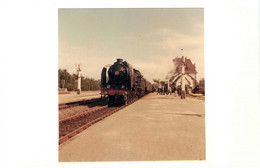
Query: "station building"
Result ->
[[169, 56, 198, 93]]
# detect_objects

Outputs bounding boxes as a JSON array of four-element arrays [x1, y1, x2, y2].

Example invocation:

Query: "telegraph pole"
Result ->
[[180, 49, 186, 99], [77, 64, 82, 94]]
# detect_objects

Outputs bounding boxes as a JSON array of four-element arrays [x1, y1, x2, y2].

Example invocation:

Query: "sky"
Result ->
[[59, 8, 204, 82]]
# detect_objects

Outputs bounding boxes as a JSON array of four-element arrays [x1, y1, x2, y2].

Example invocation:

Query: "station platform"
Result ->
[[58, 91, 101, 104], [59, 93, 205, 161]]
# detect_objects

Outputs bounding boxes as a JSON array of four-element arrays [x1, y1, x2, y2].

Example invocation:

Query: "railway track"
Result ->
[[59, 104, 134, 145], [59, 95, 146, 145], [59, 97, 107, 110]]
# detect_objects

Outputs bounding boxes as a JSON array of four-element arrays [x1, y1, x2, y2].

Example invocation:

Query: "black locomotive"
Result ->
[[101, 58, 151, 106]]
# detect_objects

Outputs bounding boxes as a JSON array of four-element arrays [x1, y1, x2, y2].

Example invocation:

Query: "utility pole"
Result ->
[[61, 79, 65, 89], [77, 64, 82, 94], [180, 49, 186, 99]]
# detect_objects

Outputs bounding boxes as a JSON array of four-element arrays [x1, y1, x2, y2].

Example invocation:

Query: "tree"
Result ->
[[58, 69, 100, 91], [199, 78, 205, 87], [199, 78, 205, 95]]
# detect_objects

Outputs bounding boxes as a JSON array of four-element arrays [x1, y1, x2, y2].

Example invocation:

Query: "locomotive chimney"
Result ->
[[117, 58, 123, 63]]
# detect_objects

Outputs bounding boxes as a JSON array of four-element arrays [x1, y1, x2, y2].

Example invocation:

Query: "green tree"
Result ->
[[58, 69, 101, 91]]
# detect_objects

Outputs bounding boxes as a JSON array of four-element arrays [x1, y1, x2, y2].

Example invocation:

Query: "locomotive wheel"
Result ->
[[123, 95, 128, 105], [124, 99, 127, 105], [108, 102, 111, 107]]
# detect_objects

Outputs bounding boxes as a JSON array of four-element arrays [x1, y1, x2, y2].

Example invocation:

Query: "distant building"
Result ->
[[153, 78, 171, 95], [173, 57, 197, 79], [169, 56, 197, 91]]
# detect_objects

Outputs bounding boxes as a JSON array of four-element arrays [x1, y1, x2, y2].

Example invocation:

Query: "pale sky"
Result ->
[[59, 8, 204, 82]]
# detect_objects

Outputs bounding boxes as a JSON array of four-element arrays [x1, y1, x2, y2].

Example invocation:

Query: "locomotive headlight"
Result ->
[[107, 85, 111, 88], [121, 85, 125, 89], [115, 71, 119, 75]]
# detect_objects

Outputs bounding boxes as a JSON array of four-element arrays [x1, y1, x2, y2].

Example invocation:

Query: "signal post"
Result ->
[[77, 64, 82, 94]]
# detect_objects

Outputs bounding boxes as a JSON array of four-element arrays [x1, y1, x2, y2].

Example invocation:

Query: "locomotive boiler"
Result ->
[[101, 58, 151, 106]]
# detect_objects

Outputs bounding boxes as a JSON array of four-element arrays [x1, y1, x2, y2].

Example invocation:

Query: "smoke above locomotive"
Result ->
[[101, 58, 152, 106]]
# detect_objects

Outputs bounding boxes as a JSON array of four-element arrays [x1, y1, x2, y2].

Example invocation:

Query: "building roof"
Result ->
[[173, 57, 197, 74]]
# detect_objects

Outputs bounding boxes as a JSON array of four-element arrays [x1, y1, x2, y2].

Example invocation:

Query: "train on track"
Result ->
[[101, 58, 152, 106]]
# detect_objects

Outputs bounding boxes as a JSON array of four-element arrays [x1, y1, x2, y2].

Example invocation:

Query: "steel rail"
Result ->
[[59, 106, 125, 145], [59, 106, 108, 124], [59, 97, 106, 110], [58, 94, 148, 145]]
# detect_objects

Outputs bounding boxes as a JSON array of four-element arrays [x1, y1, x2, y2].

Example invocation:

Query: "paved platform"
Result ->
[[59, 91, 101, 104], [59, 93, 205, 161]]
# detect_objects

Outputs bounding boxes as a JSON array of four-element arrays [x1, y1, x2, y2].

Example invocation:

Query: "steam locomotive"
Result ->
[[101, 58, 152, 106]]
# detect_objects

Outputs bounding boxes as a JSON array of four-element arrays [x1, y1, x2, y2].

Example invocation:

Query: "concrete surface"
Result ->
[[59, 93, 205, 161], [59, 91, 101, 104]]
